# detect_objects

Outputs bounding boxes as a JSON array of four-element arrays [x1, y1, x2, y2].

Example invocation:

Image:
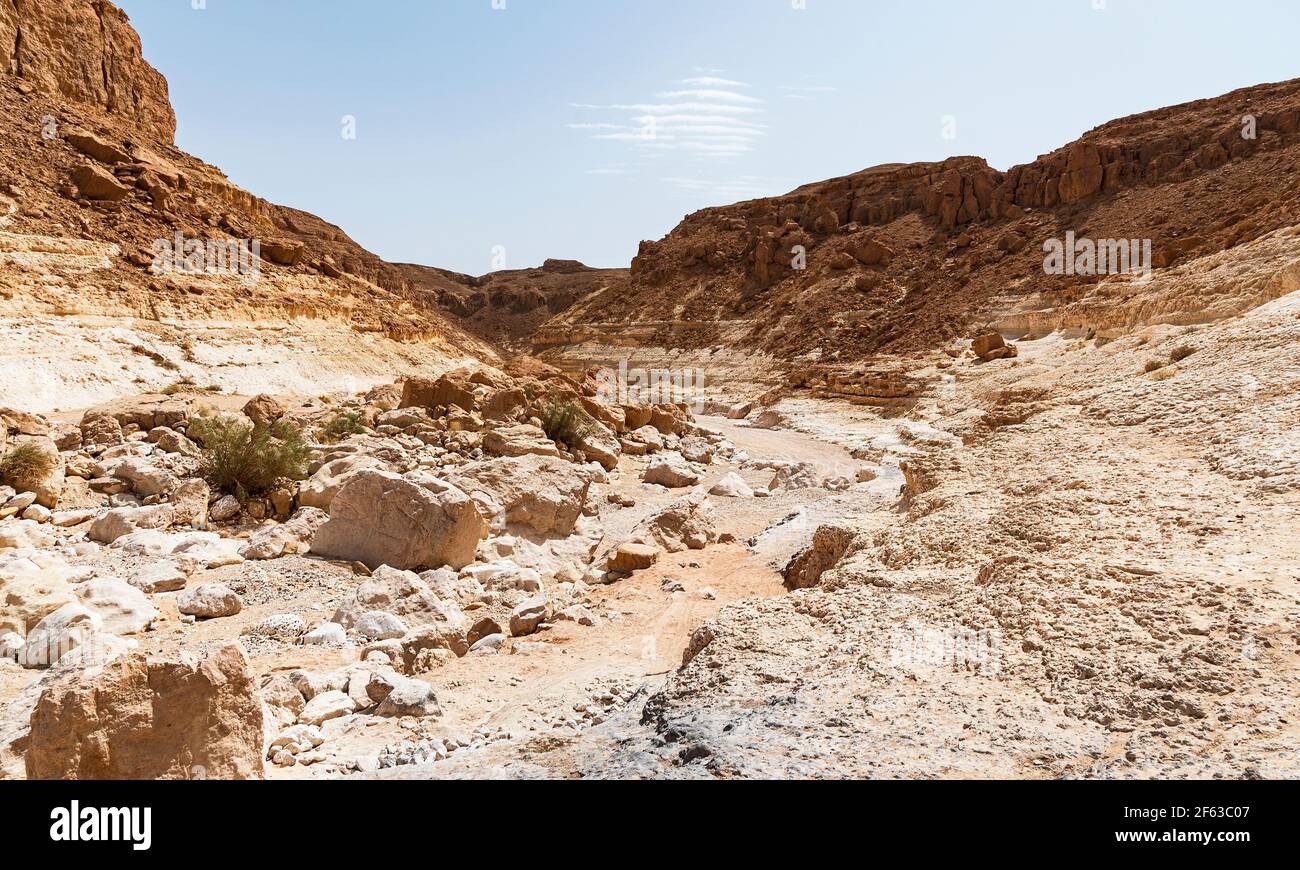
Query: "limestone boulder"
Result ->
[[71, 164, 132, 201], [242, 394, 286, 428], [177, 583, 242, 619], [25, 644, 265, 780], [333, 566, 468, 643], [238, 508, 328, 560], [82, 395, 190, 433], [310, 471, 487, 571], [482, 424, 559, 459], [75, 577, 159, 635], [89, 504, 176, 544], [297, 455, 382, 512], [445, 455, 592, 537], [710, 471, 754, 498], [644, 452, 700, 489], [639, 492, 719, 553]]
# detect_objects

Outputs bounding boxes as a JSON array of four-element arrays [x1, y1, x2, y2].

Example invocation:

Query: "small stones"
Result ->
[[377, 737, 450, 769], [268, 724, 325, 767]]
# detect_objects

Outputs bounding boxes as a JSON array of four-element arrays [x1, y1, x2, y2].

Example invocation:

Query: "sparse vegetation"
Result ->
[[1170, 344, 1199, 363], [188, 415, 312, 500], [160, 379, 222, 396], [537, 399, 592, 446], [0, 442, 55, 490], [129, 343, 179, 371], [1144, 359, 1165, 373], [319, 411, 367, 443]]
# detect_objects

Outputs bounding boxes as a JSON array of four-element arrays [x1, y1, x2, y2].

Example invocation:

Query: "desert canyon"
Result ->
[[0, 1, 1296, 781]]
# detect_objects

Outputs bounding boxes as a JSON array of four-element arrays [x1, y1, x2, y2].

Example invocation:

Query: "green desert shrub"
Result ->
[[319, 411, 366, 443], [537, 400, 592, 446], [188, 415, 311, 500], [0, 442, 55, 489]]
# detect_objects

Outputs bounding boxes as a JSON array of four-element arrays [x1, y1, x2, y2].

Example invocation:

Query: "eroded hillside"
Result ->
[[538, 79, 1300, 364]]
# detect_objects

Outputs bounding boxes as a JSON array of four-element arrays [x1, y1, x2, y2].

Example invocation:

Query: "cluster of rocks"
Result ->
[[3, 357, 731, 778]]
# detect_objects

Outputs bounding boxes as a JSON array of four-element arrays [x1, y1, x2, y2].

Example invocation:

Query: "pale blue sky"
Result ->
[[118, 0, 1300, 275]]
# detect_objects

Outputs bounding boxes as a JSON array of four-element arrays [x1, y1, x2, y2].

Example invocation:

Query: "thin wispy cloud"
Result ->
[[662, 174, 791, 201], [780, 83, 838, 102], [655, 89, 763, 104], [569, 73, 768, 160], [679, 76, 749, 88]]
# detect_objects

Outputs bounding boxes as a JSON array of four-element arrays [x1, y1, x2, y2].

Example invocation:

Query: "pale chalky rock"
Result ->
[[644, 453, 700, 489], [104, 456, 176, 497], [710, 471, 754, 498], [509, 595, 551, 638], [608, 542, 660, 574], [0, 552, 79, 633], [0, 631, 24, 659], [51, 509, 97, 528], [26, 644, 265, 780], [89, 504, 176, 544], [0, 492, 37, 518], [445, 454, 593, 537], [297, 456, 382, 512], [17, 603, 103, 669], [20, 504, 51, 524], [0, 519, 55, 552], [482, 424, 559, 459], [243, 614, 306, 641], [639, 492, 719, 552], [679, 436, 716, 465], [171, 479, 210, 528], [297, 690, 359, 726], [130, 561, 188, 594], [576, 423, 622, 471], [238, 507, 328, 560], [177, 583, 242, 619], [310, 471, 486, 571], [374, 679, 441, 718], [76, 577, 158, 635], [354, 611, 408, 641], [300, 622, 347, 646]]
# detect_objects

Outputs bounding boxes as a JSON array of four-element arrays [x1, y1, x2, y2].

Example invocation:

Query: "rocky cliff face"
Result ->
[[539, 78, 1300, 363], [0, 0, 175, 142], [0, 0, 512, 410]]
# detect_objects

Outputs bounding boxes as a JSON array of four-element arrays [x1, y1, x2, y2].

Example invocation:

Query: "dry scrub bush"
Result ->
[[0, 442, 54, 490], [188, 414, 311, 500]]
